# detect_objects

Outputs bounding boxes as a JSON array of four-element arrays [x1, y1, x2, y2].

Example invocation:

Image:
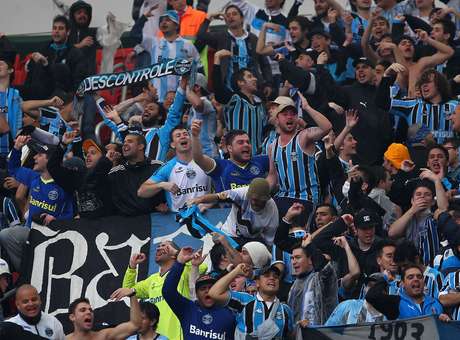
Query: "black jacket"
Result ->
[[68, 0, 98, 75], [108, 159, 166, 216], [195, 19, 273, 88]]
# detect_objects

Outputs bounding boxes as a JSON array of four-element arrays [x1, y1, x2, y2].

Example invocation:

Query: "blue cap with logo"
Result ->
[[160, 10, 180, 25]]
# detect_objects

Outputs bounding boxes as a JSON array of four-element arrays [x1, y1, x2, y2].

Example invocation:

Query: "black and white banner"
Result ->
[[76, 58, 194, 96]]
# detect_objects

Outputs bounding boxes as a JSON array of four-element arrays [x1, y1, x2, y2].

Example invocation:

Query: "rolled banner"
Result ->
[[76, 58, 196, 97]]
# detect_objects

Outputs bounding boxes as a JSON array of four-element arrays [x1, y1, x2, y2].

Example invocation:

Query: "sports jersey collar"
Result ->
[[263, 8, 282, 17], [40, 177, 54, 184], [227, 29, 249, 40], [230, 159, 250, 170], [174, 156, 193, 166]]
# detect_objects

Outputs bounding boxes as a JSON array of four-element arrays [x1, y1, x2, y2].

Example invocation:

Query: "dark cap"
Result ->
[[307, 29, 331, 40], [363, 272, 386, 285], [355, 209, 381, 229], [195, 274, 217, 289], [27, 140, 56, 156], [63, 157, 86, 173], [254, 263, 281, 278], [353, 57, 375, 68], [298, 48, 318, 61]]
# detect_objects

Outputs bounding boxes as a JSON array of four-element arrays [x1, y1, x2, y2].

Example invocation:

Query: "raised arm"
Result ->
[[256, 23, 277, 56], [333, 109, 359, 150], [334, 236, 360, 290], [419, 168, 448, 212], [266, 144, 279, 191], [416, 30, 455, 70], [22, 96, 63, 112], [298, 93, 332, 144], [361, 11, 380, 64], [191, 119, 216, 172], [212, 49, 234, 104], [208, 263, 251, 305], [104, 295, 142, 340]]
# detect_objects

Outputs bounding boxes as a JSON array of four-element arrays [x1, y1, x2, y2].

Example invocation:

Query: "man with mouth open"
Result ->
[[366, 264, 450, 321], [7, 284, 65, 339], [66, 290, 142, 340], [162, 246, 236, 339]]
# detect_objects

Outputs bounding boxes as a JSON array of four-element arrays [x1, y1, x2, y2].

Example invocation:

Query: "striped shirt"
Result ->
[[405, 215, 440, 267], [424, 266, 444, 299], [227, 291, 293, 337], [439, 270, 460, 320], [39, 106, 72, 139], [0, 88, 22, 155], [389, 97, 458, 143], [224, 94, 266, 156], [271, 132, 322, 203], [148, 36, 200, 103]]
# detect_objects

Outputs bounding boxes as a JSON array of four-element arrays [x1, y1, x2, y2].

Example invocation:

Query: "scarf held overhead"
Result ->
[[76, 58, 196, 97]]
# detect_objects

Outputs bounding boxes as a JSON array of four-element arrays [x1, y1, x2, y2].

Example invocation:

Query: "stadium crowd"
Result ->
[[2, 0, 460, 338]]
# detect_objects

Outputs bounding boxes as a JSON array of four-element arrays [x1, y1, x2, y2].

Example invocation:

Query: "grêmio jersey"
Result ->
[[150, 157, 210, 212], [207, 156, 269, 193], [8, 148, 73, 227]]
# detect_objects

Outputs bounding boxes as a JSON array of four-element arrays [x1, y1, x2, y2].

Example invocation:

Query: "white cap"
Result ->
[[0, 259, 11, 277], [243, 242, 272, 269]]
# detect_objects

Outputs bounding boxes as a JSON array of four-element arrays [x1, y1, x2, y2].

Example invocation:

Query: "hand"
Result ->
[[191, 248, 208, 266], [154, 202, 169, 213], [14, 135, 31, 150], [411, 196, 430, 213], [144, 4, 159, 17], [400, 159, 415, 172], [370, 7, 383, 21], [317, 51, 328, 65], [191, 119, 202, 137], [3, 177, 19, 190], [186, 197, 202, 206], [453, 74, 460, 84], [208, 12, 224, 21], [31, 52, 48, 65], [394, 14, 406, 22], [419, 167, 443, 182], [342, 11, 353, 26], [345, 109, 359, 128], [162, 182, 180, 195], [415, 29, 429, 43], [128, 115, 143, 125], [61, 131, 77, 145], [333, 236, 350, 249], [234, 263, 252, 277], [298, 319, 310, 328], [347, 164, 360, 182], [439, 313, 451, 322], [129, 253, 146, 268], [110, 288, 134, 301], [177, 246, 195, 264], [327, 8, 338, 23], [301, 233, 313, 248], [106, 149, 121, 163], [135, 91, 150, 103], [384, 63, 406, 77], [376, 41, 396, 54], [214, 49, 232, 62], [273, 53, 285, 62], [328, 102, 344, 114], [298, 92, 310, 111], [284, 41, 296, 52], [40, 213, 56, 225], [103, 106, 121, 123], [179, 76, 189, 90], [341, 213, 354, 227], [47, 96, 64, 107], [211, 232, 227, 246], [263, 22, 281, 32], [82, 36, 95, 47], [284, 202, 304, 222]]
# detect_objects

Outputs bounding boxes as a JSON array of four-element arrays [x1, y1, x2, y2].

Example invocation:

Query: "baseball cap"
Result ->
[[194, 73, 209, 94], [195, 274, 217, 289], [160, 10, 180, 25], [82, 139, 103, 155], [355, 209, 381, 229], [63, 157, 86, 172], [353, 57, 375, 68], [247, 178, 271, 201], [363, 272, 385, 285], [0, 259, 11, 277], [27, 140, 56, 156], [254, 263, 281, 278], [243, 241, 272, 269], [274, 96, 297, 115]]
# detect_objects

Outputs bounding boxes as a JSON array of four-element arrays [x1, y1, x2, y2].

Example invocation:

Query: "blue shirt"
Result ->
[[398, 289, 443, 319], [207, 156, 269, 193], [227, 291, 294, 337], [0, 88, 22, 155], [162, 261, 235, 340], [8, 148, 73, 226]]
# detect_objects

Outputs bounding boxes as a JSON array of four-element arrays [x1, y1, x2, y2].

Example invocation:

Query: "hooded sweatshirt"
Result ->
[[68, 0, 97, 74]]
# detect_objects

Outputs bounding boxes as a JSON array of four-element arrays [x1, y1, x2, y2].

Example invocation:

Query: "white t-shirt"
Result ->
[[151, 157, 211, 212], [221, 187, 279, 245], [7, 313, 65, 340]]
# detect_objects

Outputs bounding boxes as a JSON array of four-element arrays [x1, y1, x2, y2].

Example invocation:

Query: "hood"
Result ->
[[69, 0, 93, 28]]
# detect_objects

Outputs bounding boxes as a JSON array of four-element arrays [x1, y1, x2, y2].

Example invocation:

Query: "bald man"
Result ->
[[7, 284, 65, 339], [66, 294, 142, 340]]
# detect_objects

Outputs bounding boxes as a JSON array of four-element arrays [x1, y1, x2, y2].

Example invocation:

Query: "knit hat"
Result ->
[[243, 242, 272, 269], [384, 143, 411, 170], [247, 178, 271, 201]]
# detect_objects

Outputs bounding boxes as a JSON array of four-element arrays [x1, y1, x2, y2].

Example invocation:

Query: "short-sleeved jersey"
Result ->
[[221, 187, 279, 245], [207, 156, 269, 193], [150, 157, 211, 212], [439, 270, 460, 320], [227, 291, 293, 337]]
